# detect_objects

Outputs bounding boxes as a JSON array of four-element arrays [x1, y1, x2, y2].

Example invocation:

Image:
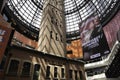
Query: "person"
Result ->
[[79, 15, 100, 60], [80, 16, 100, 44], [33, 71, 39, 80]]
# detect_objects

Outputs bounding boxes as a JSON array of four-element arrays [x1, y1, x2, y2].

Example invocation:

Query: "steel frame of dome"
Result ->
[[2, 0, 120, 41]]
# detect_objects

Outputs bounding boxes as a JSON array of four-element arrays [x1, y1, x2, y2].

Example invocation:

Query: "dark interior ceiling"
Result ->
[[2, 0, 120, 41]]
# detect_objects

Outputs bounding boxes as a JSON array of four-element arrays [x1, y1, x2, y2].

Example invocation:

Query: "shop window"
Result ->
[[33, 64, 40, 80], [21, 62, 31, 76], [54, 67, 57, 78], [75, 70, 78, 80], [0, 56, 6, 70], [46, 66, 50, 78], [7, 60, 19, 75], [69, 70, 72, 79], [61, 68, 65, 78], [0, 60, 4, 70], [79, 71, 82, 80]]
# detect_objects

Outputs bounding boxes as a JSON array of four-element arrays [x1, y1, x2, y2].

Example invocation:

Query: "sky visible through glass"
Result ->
[[7, 0, 115, 33]]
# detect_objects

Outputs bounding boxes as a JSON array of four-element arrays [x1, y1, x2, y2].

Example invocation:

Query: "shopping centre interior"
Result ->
[[0, 0, 120, 80]]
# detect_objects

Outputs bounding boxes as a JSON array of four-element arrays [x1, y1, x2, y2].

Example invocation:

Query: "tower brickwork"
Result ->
[[37, 0, 66, 57]]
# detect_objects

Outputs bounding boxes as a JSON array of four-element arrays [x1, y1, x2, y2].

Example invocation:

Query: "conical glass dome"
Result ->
[[4, 0, 119, 40]]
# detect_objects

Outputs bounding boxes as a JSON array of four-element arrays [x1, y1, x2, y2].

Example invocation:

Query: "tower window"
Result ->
[[50, 31, 53, 39], [56, 1, 58, 5], [60, 35, 63, 42], [56, 10, 57, 14], [56, 33, 58, 41], [51, 17, 54, 23], [55, 19, 58, 25], [60, 24, 62, 27]]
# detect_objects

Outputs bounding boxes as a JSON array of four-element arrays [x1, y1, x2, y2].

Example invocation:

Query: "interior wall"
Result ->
[[103, 10, 120, 49]]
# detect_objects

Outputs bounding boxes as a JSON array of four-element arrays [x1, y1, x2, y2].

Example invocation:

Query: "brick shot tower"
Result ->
[[37, 0, 66, 57]]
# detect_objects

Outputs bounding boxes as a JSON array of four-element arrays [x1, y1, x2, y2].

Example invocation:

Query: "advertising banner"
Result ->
[[103, 11, 120, 49], [80, 15, 110, 60]]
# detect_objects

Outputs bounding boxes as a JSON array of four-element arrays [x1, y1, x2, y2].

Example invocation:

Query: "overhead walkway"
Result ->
[[85, 41, 120, 69]]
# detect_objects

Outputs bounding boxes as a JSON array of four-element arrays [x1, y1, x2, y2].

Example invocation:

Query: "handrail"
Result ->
[[85, 41, 120, 69]]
